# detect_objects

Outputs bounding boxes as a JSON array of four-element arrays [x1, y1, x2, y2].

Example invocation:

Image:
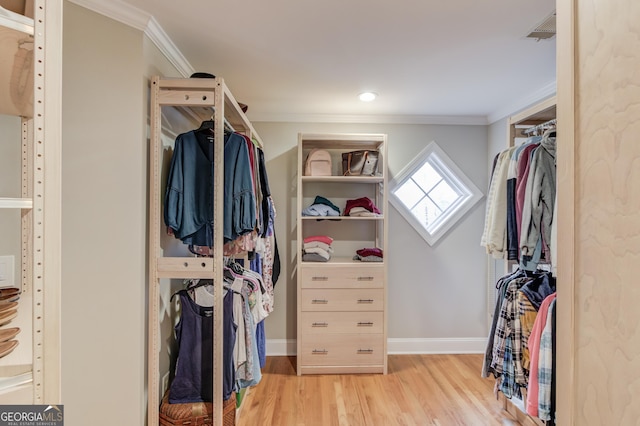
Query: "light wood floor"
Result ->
[[236, 354, 521, 426]]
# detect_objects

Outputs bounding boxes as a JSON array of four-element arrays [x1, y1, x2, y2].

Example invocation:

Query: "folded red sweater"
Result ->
[[356, 247, 383, 258], [344, 197, 381, 216]]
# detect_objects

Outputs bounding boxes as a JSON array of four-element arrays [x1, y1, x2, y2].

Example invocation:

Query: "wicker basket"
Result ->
[[159, 390, 236, 426]]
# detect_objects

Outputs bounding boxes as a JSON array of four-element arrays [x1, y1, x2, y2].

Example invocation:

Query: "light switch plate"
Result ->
[[0, 255, 15, 287]]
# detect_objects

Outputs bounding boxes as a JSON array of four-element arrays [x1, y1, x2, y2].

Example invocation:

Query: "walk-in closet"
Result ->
[[1, 1, 638, 425]]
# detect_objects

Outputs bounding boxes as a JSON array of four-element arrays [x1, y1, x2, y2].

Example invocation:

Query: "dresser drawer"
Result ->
[[299, 334, 385, 367], [300, 289, 384, 312], [300, 265, 384, 289], [300, 311, 383, 334]]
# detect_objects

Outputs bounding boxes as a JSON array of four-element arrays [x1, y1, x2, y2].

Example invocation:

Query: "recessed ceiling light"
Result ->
[[359, 92, 377, 102]]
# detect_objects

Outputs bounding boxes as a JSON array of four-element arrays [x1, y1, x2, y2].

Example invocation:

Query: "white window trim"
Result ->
[[389, 141, 483, 246]]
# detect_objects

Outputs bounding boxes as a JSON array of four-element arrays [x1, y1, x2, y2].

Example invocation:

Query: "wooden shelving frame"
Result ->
[[147, 76, 263, 425], [0, 0, 61, 404], [497, 96, 557, 426]]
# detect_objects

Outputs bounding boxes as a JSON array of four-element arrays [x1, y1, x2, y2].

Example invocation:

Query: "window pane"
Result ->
[[429, 179, 461, 212], [394, 178, 424, 209], [389, 141, 483, 246], [410, 196, 441, 228], [412, 162, 442, 192]]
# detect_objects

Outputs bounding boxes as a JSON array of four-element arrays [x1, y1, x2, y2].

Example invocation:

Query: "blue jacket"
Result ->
[[164, 130, 256, 246]]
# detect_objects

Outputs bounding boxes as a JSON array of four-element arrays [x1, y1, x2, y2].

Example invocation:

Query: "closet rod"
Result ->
[[523, 118, 557, 136]]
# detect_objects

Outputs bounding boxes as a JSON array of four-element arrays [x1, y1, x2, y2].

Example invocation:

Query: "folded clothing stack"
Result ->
[[302, 235, 333, 262], [344, 197, 381, 217], [302, 196, 341, 218], [353, 247, 383, 262]]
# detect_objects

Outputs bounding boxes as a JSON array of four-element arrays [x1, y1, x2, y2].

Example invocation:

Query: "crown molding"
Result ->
[[487, 80, 557, 124], [67, 0, 149, 31], [144, 16, 194, 78], [249, 112, 488, 126], [68, 0, 194, 78]]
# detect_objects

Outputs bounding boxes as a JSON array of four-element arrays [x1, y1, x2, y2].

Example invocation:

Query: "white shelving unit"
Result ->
[[296, 133, 388, 376], [0, 1, 62, 404]]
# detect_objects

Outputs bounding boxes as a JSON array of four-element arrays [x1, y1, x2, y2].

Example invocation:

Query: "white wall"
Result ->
[[61, 3, 146, 424], [0, 114, 22, 277], [253, 121, 489, 352]]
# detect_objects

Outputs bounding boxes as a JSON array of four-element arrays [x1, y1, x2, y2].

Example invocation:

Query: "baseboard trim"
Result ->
[[387, 337, 487, 354], [266, 338, 487, 356], [266, 339, 297, 356]]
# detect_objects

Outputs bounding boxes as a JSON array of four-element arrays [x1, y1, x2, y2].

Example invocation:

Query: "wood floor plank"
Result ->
[[236, 354, 523, 426]]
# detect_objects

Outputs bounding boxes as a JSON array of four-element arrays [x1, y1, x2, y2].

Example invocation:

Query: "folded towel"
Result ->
[[302, 204, 340, 217], [304, 235, 334, 245], [353, 254, 384, 262], [348, 207, 380, 217], [303, 247, 331, 260], [303, 241, 334, 253], [313, 196, 340, 214], [302, 253, 329, 262]]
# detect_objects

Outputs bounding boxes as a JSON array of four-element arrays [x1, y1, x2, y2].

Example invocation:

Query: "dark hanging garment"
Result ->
[[257, 148, 272, 238], [272, 233, 281, 286], [164, 130, 215, 247], [169, 289, 237, 403]]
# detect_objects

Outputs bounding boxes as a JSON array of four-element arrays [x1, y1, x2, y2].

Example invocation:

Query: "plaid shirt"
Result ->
[[491, 277, 529, 391], [518, 291, 538, 373], [538, 299, 556, 421]]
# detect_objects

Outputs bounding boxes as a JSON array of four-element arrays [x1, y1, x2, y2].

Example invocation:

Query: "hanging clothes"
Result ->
[[481, 130, 557, 272], [169, 289, 236, 403], [164, 130, 215, 247], [520, 131, 556, 271], [526, 292, 556, 418], [163, 129, 257, 248], [483, 270, 556, 398]]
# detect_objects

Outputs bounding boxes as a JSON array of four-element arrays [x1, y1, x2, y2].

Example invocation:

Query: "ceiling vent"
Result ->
[[526, 11, 556, 40]]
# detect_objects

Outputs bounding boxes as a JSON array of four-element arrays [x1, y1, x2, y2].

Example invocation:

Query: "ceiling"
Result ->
[[80, 0, 557, 124]]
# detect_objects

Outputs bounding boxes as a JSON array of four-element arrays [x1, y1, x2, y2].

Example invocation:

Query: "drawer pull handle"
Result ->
[[312, 276, 329, 281], [357, 299, 374, 304], [312, 322, 328, 327], [357, 349, 374, 354], [312, 349, 328, 355], [357, 276, 374, 281], [312, 299, 328, 304], [357, 322, 374, 327]]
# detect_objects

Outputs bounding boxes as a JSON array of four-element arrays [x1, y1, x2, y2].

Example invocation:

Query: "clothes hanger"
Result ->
[[196, 119, 214, 132]]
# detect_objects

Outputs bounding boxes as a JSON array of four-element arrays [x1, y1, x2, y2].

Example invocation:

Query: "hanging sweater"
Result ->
[[520, 135, 556, 263]]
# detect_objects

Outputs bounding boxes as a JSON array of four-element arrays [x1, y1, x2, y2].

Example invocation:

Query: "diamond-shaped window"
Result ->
[[390, 141, 483, 246]]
